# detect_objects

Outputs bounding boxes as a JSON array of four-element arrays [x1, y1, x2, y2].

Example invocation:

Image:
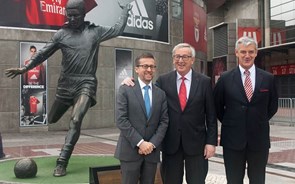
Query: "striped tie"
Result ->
[[244, 70, 253, 101]]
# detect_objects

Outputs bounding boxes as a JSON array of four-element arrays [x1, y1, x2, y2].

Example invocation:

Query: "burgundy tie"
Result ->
[[244, 70, 253, 101], [179, 77, 187, 111]]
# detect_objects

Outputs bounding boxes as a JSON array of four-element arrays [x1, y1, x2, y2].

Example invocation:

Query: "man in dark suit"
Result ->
[[115, 53, 168, 184], [157, 43, 217, 184], [213, 36, 278, 184], [122, 43, 217, 184]]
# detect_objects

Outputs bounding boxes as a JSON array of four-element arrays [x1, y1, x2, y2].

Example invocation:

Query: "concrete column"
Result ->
[[264, 0, 270, 47]]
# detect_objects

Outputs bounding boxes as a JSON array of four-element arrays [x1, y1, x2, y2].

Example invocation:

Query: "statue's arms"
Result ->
[[117, 1, 132, 11], [5, 67, 27, 79], [99, 1, 132, 42]]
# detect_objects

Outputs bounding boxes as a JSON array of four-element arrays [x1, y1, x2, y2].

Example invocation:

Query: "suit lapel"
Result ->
[[133, 80, 147, 118], [151, 84, 159, 118], [233, 67, 248, 102], [252, 67, 263, 101], [186, 71, 199, 109], [169, 71, 182, 112]]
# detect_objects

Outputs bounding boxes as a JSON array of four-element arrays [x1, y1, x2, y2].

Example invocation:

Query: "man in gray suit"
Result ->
[[115, 53, 169, 184]]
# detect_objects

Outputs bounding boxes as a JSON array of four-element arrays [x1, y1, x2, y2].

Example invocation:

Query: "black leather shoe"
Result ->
[[53, 164, 66, 177]]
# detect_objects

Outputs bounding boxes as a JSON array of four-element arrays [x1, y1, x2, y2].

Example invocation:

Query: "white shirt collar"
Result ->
[[176, 69, 192, 81], [138, 78, 152, 90], [239, 64, 255, 75]]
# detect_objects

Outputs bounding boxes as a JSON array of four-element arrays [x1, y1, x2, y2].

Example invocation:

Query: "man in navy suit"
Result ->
[[115, 53, 168, 184], [122, 43, 217, 184], [157, 43, 217, 184], [213, 36, 278, 184]]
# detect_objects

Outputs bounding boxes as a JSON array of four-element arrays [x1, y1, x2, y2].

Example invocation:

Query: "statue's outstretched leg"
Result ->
[[53, 95, 91, 177]]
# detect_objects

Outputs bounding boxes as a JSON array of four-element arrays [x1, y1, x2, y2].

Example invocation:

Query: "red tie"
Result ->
[[244, 70, 253, 101], [179, 77, 187, 111]]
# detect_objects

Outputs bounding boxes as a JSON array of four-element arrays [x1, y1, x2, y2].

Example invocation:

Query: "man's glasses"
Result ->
[[137, 65, 157, 70], [173, 55, 192, 61]]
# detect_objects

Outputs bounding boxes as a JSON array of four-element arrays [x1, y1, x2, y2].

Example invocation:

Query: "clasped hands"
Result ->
[[138, 141, 154, 155]]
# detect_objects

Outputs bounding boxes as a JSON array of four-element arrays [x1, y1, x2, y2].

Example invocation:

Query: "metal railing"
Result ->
[[270, 98, 295, 126]]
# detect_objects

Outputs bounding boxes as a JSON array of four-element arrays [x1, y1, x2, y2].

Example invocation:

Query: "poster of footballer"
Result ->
[[20, 42, 47, 127]]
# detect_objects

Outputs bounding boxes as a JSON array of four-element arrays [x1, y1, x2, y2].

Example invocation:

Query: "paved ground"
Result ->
[[1, 125, 295, 184]]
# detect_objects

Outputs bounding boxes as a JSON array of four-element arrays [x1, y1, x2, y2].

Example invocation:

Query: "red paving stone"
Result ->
[[269, 150, 295, 164], [3, 135, 295, 167], [5, 142, 116, 158], [270, 136, 292, 141]]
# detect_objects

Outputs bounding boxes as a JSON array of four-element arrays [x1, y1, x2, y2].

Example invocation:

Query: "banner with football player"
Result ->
[[20, 42, 47, 127]]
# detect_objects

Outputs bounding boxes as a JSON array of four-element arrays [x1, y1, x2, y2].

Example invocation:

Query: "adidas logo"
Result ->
[[30, 74, 38, 80], [118, 68, 128, 79], [127, 0, 154, 30]]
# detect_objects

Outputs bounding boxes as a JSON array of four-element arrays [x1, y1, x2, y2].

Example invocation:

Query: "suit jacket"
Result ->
[[213, 67, 278, 151], [156, 70, 217, 156], [115, 80, 168, 163]]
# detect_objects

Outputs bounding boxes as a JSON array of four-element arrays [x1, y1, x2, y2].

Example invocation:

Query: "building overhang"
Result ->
[[258, 42, 295, 55], [204, 0, 226, 13]]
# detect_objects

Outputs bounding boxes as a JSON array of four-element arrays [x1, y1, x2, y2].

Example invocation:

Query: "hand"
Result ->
[[5, 67, 26, 79], [121, 77, 135, 86], [117, 1, 132, 11], [204, 144, 216, 159], [138, 141, 154, 155]]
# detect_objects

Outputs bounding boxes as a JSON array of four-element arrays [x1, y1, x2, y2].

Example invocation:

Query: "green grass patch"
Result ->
[[0, 156, 119, 184]]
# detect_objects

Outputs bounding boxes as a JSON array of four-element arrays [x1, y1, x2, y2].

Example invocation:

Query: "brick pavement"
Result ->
[[1, 126, 295, 183]]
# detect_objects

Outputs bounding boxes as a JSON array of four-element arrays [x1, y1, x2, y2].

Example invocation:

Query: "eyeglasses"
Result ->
[[137, 65, 157, 70], [173, 55, 192, 61]]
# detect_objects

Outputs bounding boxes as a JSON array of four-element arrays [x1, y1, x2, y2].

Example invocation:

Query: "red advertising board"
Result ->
[[238, 27, 286, 47], [270, 28, 287, 45], [271, 64, 295, 75], [238, 27, 262, 47], [183, 0, 207, 54]]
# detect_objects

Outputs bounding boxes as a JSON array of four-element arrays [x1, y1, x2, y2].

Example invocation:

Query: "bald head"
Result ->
[[66, 0, 85, 14]]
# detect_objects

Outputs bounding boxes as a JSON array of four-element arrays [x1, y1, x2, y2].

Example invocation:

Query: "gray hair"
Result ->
[[172, 43, 196, 57], [235, 36, 257, 50]]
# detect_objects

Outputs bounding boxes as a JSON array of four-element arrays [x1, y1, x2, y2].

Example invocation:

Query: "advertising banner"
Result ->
[[270, 28, 286, 45], [20, 42, 47, 127], [238, 27, 262, 47], [115, 49, 133, 92], [238, 27, 286, 47], [183, 0, 207, 54], [271, 64, 295, 75], [0, 0, 168, 43]]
